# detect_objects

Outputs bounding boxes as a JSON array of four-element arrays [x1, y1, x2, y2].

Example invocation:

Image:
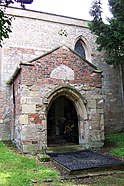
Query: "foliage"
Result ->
[[0, 141, 59, 186], [0, 8, 12, 46], [0, 0, 33, 46], [0, 0, 33, 8], [106, 133, 124, 158], [89, 0, 124, 67]]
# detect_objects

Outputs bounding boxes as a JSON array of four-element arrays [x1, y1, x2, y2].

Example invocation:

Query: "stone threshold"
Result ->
[[46, 145, 85, 153]]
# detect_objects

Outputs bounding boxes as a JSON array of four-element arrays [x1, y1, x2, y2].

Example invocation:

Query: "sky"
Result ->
[[14, 0, 112, 21]]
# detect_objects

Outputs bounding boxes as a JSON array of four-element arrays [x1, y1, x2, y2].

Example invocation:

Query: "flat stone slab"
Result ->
[[47, 150, 124, 171]]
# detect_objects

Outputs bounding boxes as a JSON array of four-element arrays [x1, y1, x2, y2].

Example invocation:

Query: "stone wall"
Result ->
[[12, 46, 104, 153], [2, 7, 94, 84], [0, 92, 5, 139], [0, 88, 11, 140], [93, 54, 124, 132]]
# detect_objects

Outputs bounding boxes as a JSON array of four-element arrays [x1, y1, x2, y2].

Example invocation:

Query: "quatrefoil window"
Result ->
[[58, 29, 68, 37]]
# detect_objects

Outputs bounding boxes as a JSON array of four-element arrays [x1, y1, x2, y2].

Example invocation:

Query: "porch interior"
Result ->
[[47, 95, 79, 148]]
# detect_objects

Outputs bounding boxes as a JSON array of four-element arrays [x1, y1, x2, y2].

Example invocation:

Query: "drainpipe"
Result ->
[[12, 79, 16, 141], [119, 63, 124, 130]]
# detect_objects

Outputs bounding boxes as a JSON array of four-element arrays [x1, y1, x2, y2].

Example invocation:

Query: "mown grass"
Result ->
[[0, 141, 59, 186], [105, 133, 124, 158], [0, 133, 124, 186]]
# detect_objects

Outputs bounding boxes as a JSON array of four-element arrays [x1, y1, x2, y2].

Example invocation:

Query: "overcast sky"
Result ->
[[14, 0, 112, 20]]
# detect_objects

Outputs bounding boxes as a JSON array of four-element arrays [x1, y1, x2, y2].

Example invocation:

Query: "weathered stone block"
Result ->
[[90, 141, 104, 148], [37, 154, 50, 162], [90, 130, 101, 142], [89, 114, 100, 121], [0, 124, 11, 140], [22, 104, 36, 113], [96, 99, 104, 109], [101, 130, 105, 140], [87, 99, 96, 109], [89, 109, 97, 115], [20, 97, 27, 104], [21, 124, 38, 141], [100, 114, 104, 125], [28, 91, 40, 97], [0, 119, 3, 124], [28, 85, 40, 91], [19, 115, 29, 124], [97, 109, 104, 114], [50, 64, 74, 80], [90, 122, 101, 130], [27, 97, 41, 104], [22, 144, 39, 154]]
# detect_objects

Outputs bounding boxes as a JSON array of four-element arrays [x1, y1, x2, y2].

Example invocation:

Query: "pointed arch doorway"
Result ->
[[47, 96, 79, 146]]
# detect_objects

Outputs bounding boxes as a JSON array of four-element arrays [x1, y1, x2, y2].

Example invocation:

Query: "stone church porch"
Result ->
[[9, 46, 104, 153]]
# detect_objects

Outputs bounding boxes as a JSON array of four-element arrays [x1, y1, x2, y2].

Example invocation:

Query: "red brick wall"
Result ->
[[20, 47, 102, 88]]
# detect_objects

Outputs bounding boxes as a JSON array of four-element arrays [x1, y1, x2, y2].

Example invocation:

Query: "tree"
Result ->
[[0, 0, 33, 46], [89, 0, 124, 67], [89, 0, 124, 116]]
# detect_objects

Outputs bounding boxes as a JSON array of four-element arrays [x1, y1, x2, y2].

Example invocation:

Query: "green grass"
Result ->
[[0, 141, 59, 186], [93, 174, 124, 186], [105, 133, 124, 158], [0, 134, 124, 186]]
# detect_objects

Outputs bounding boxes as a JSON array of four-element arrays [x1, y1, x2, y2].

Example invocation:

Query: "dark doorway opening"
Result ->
[[47, 96, 79, 146]]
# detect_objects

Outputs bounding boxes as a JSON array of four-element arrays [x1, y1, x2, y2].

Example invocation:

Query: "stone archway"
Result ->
[[47, 95, 79, 146], [42, 86, 88, 147]]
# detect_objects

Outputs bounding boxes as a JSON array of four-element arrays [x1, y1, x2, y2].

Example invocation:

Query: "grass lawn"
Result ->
[[0, 141, 60, 186], [0, 133, 124, 186], [105, 133, 124, 158]]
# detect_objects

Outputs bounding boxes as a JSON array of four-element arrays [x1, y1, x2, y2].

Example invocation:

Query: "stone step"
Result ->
[[46, 145, 85, 153]]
